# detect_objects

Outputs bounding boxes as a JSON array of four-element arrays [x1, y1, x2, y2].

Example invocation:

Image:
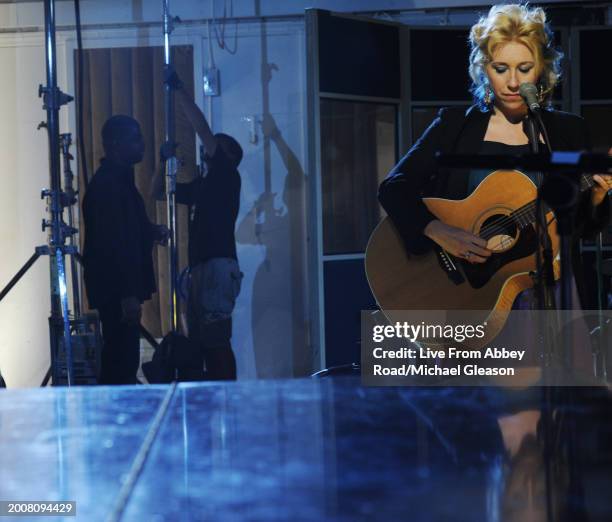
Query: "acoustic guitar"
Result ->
[[365, 169, 593, 347]]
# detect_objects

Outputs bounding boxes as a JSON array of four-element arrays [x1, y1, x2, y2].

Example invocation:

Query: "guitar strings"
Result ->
[[473, 174, 594, 241], [477, 201, 537, 239]]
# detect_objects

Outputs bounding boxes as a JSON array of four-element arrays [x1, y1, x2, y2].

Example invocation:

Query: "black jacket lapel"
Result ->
[[444, 106, 491, 199]]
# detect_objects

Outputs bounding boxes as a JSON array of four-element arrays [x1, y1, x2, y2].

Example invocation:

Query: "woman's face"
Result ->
[[486, 41, 539, 117]]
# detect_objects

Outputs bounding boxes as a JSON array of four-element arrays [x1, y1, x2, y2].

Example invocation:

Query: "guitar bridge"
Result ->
[[436, 249, 465, 285]]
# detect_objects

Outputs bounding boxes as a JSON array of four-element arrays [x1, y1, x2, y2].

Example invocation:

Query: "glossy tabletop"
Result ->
[[1, 378, 611, 521]]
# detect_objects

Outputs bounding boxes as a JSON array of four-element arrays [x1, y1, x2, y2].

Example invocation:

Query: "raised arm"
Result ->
[[176, 89, 217, 157], [165, 70, 218, 157]]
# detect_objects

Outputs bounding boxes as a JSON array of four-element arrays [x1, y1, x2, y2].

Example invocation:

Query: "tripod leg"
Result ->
[[140, 325, 160, 350], [0, 251, 45, 388], [40, 366, 52, 387], [0, 251, 41, 303]]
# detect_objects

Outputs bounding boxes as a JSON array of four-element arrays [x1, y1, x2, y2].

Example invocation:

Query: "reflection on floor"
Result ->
[[1, 378, 611, 521]]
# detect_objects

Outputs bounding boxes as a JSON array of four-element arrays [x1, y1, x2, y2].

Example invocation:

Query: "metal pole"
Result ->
[[256, 0, 272, 197], [61, 133, 82, 320], [163, 0, 179, 333], [594, 232, 606, 378], [43, 0, 74, 385]]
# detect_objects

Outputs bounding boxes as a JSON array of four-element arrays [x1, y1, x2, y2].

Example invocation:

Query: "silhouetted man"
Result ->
[[154, 72, 242, 380], [83, 115, 167, 384]]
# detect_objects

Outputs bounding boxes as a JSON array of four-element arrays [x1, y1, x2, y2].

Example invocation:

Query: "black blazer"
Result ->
[[378, 105, 610, 306], [83, 159, 158, 309]]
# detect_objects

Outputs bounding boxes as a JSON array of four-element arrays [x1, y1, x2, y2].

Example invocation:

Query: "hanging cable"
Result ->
[[207, 16, 216, 68], [74, 0, 88, 188], [213, 0, 238, 55]]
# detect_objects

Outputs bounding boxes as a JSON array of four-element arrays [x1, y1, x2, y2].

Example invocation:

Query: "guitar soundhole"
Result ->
[[480, 214, 517, 253]]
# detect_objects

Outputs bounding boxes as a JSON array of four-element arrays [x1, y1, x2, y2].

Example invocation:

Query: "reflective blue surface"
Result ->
[[1, 379, 611, 521], [0, 386, 167, 520]]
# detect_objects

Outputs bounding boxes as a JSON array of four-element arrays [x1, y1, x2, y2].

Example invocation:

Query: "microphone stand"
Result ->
[[525, 110, 558, 522], [526, 113, 557, 313], [523, 112, 562, 409], [163, 0, 179, 336], [530, 107, 585, 522], [532, 109, 581, 373], [534, 111, 579, 315]]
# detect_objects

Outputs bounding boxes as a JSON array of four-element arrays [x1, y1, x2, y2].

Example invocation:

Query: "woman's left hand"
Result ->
[[591, 147, 612, 207], [591, 174, 612, 206]]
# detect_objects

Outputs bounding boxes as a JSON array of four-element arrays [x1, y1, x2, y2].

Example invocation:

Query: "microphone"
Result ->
[[519, 83, 540, 112]]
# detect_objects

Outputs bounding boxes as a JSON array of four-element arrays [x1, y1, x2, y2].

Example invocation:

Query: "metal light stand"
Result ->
[[39, 0, 75, 385], [0, 0, 77, 386], [40, 0, 76, 385], [163, 0, 179, 335]]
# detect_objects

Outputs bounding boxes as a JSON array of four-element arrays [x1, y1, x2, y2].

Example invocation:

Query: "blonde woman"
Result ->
[[379, 3, 611, 309]]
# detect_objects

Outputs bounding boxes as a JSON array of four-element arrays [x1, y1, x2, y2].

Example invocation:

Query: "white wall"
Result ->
[[206, 21, 310, 379], [0, 32, 61, 388], [0, 3, 310, 386], [0, 0, 588, 28]]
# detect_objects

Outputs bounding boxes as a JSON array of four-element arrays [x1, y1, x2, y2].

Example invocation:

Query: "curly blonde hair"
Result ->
[[468, 3, 562, 109]]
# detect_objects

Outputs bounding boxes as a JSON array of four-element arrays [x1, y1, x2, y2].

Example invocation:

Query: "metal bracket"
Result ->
[[38, 84, 74, 111]]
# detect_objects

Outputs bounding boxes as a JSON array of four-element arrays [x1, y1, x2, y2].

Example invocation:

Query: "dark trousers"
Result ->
[[188, 314, 236, 381], [187, 260, 240, 381], [97, 302, 141, 384]]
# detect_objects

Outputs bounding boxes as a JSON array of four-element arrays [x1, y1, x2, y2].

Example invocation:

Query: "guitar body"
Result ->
[[365, 170, 560, 346]]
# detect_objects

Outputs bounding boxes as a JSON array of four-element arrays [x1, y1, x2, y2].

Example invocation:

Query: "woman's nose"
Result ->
[[508, 71, 519, 89]]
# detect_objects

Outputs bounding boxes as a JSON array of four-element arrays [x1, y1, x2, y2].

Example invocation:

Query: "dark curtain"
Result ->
[[321, 99, 383, 255], [76, 45, 196, 337]]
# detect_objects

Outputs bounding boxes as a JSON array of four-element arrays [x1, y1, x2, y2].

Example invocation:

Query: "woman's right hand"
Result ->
[[423, 220, 492, 263]]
